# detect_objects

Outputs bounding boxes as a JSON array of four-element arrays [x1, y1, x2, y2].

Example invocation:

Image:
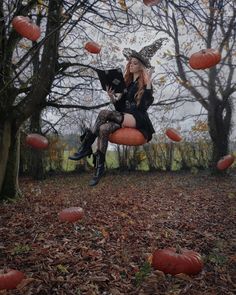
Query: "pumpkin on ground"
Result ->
[[152, 248, 203, 275], [217, 154, 235, 170], [12, 16, 41, 41], [59, 207, 84, 223], [0, 270, 25, 290], [109, 127, 147, 146], [189, 49, 221, 70], [165, 128, 182, 142], [26, 133, 49, 150], [84, 41, 101, 54]]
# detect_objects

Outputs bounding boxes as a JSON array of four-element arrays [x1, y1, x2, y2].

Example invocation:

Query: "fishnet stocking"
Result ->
[[91, 110, 123, 136], [98, 122, 121, 154]]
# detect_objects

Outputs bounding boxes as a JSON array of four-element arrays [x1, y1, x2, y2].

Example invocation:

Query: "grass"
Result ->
[[63, 149, 119, 171]]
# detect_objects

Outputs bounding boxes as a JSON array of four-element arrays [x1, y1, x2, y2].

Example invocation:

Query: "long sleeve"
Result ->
[[137, 88, 154, 112], [113, 93, 126, 112]]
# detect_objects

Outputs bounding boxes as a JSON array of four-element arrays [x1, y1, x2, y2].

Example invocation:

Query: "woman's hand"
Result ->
[[145, 67, 155, 89], [106, 85, 116, 103]]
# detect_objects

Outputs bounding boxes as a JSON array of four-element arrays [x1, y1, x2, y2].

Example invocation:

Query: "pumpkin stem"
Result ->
[[176, 244, 182, 254]]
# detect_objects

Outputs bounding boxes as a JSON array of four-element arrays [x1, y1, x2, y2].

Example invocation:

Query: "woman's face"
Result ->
[[129, 57, 143, 74]]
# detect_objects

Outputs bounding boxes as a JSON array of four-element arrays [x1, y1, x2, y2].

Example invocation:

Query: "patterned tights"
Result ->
[[91, 110, 123, 154]]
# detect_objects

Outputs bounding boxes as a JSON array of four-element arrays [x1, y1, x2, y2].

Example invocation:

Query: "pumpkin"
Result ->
[[84, 41, 101, 54], [189, 49, 221, 70], [143, 0, 162, 6], [109, 128, 147, 146], [0, 270, 25, 290], [217, 154, 235, 170], [12, 16, 41, 41], [59, 207, 84, 223], [165, 128, 182, 142], [26, 133, 49, 150], [152, 248, 203, 275]]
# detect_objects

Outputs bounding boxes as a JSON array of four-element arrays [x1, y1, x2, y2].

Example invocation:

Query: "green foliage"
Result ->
[[12, 244, 31, 255], [57, 264, 69, 274], [207, 250, 228, 266], [134, 261, 152, 286]]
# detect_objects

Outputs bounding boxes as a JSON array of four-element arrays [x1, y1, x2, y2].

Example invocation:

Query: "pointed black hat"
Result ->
[[122, 37, 168, 68]]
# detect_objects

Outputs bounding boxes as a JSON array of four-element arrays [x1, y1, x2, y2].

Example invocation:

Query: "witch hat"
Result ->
[[122, 37, 168, 68]]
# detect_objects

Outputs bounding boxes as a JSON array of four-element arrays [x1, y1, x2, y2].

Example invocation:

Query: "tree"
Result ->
[[0, 0, 63, 199], [137, 0, 236, 172], [0, 0, 143, 199]]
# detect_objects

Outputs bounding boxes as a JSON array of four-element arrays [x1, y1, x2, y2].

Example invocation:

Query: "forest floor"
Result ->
[[0, 170, 236, 295]]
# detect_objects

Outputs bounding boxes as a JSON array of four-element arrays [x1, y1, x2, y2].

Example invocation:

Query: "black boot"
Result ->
[[69, 129, 96, 161], [89, 151, 105, 186]]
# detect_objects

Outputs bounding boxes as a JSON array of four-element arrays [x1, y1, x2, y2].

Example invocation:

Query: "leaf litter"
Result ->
[[0, 171, 235, 294]]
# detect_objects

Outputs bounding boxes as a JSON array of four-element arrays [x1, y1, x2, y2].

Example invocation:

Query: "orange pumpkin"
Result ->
[[109, 128, 147, 146], [165, 128, 182, 142], [26, 133, 49, 150], [143, 0, 161, 6], [189, 49, 221, 70], [59, 207, 84, 223], [84, 41, 101, 54], [0, 270, 25, 290], [12, 16, 41, 41], [152, 248, 203, 275], [217, 154, 235, 170]]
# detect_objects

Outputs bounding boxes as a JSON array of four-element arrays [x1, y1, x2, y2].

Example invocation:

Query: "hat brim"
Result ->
[[130, 50, 151, 68]]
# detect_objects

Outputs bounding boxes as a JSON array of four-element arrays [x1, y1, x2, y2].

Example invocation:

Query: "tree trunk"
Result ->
[[0, 123, 21, 200], [166, 142, 174, 171], [29, 110, 46, 180], [143, 144, 157, 171], [0, 120, 11, 194], [208, 100, 232, 173]]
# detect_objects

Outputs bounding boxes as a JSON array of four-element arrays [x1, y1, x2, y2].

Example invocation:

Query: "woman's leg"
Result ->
[[121, 113, 136, 128], [69, 110, 123, 161], [91, 110, 123, 135], [90, 114, 136, 186], [90, 121, 121, 186], [96, 113, 136, 152], [97, 122, 121, 154]]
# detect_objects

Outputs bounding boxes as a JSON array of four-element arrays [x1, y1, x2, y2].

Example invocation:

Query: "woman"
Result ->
[[69, 52, 155, 186]]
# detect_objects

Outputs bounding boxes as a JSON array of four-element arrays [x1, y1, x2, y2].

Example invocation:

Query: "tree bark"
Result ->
[[0, 120, 11, 194], [0, 125, 21, 200], [208, 99, 232, 172], [29, 110, 46, 180]]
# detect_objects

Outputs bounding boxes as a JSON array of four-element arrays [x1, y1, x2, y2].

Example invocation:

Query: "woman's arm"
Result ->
[[138, 88, 154, 111], [106, 86, 125, 111], [137, 67, 154, 111]]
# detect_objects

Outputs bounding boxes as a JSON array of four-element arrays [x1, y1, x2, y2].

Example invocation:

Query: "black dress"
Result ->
[[114, 80, 155, 142]]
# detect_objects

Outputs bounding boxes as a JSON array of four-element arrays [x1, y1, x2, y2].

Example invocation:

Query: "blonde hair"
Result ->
[[124, 60, 149, 105]]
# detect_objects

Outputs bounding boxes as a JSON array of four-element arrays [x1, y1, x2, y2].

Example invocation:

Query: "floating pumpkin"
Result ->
[[109, 128, 147, 146], [217, 154, 235, 170], [12, 16, 41, 41], [189, 49, 221, 70], [165, 128, 182, 142], [143, 0, 162, 6], [84, 41, 101, 54], [152, 248, 203, 275], [59, 207, 84, 223], [0, 270, 25, 290], [26, 133, 49, 150]]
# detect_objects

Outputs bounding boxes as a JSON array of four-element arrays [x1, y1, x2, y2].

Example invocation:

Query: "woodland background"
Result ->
[[0, 1, 236, 294]]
